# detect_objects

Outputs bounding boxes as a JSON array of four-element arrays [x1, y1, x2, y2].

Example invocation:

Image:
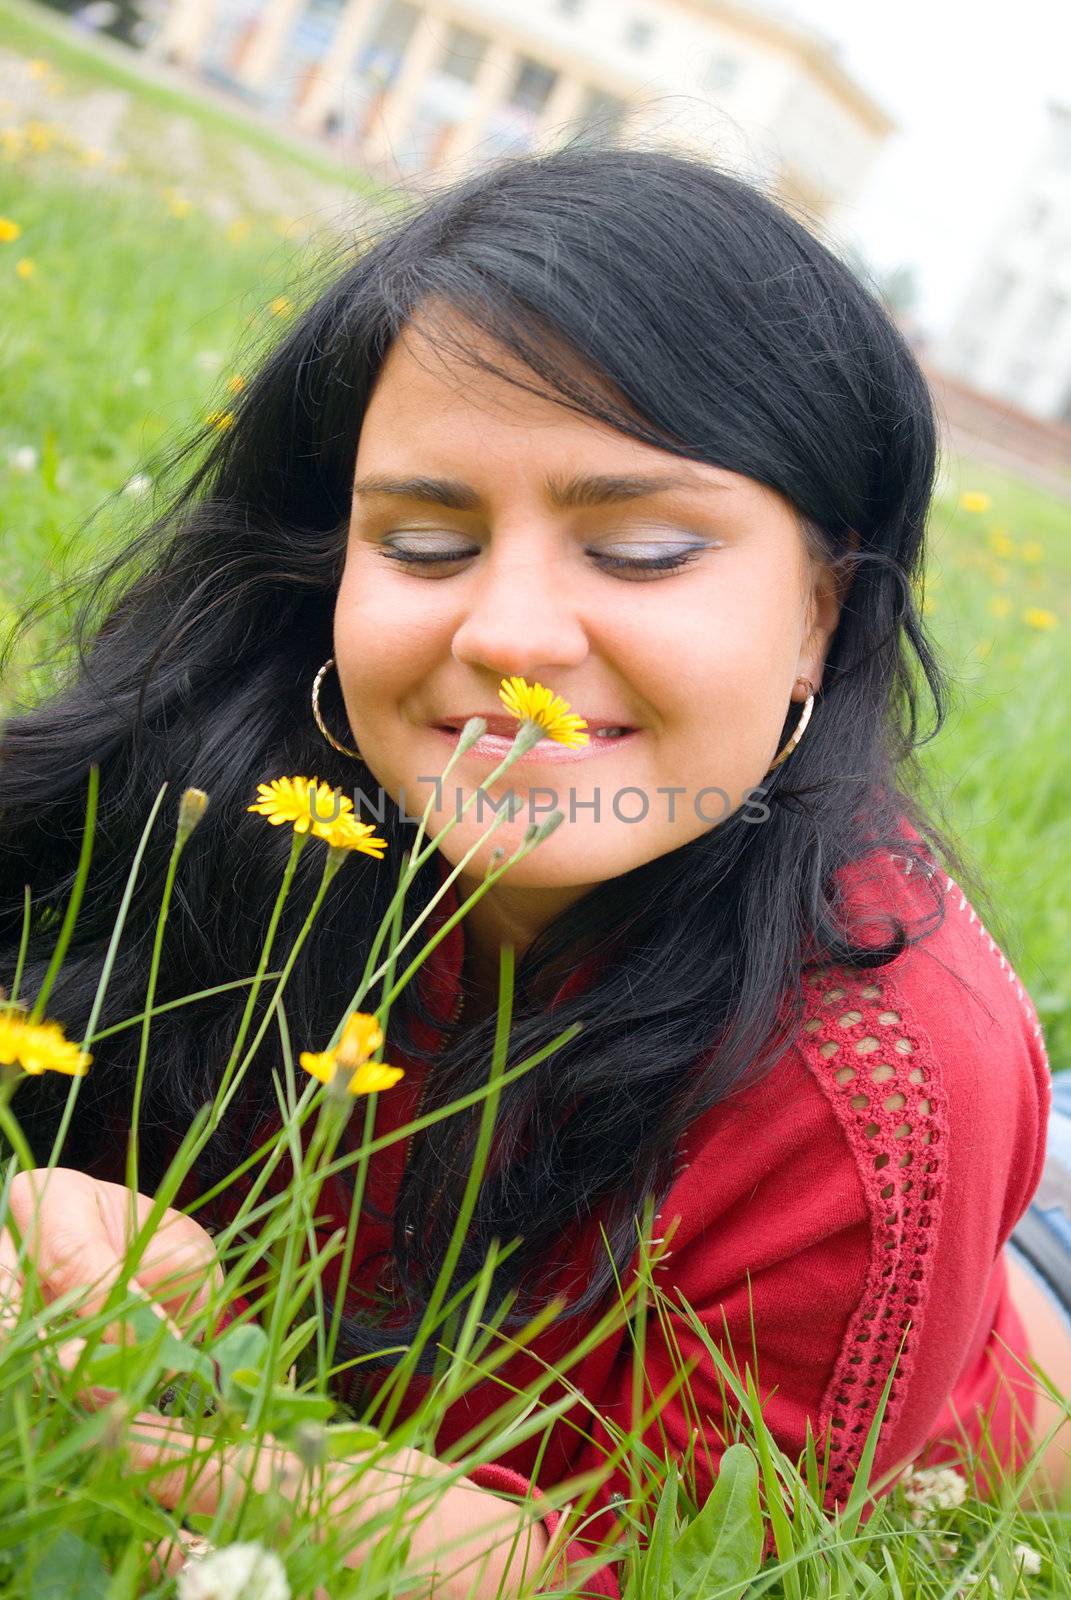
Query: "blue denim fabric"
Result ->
[[1006, 1070, 1071, 1339]]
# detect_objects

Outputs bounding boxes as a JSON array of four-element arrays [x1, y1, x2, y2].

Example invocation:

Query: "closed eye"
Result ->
[[376, 541, 711, 580]]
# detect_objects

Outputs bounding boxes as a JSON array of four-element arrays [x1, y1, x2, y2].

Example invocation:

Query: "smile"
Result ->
[[433, 727, 641, 765]]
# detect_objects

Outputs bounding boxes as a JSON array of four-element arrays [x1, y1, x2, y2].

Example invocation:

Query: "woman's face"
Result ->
[[334, 311, 845, 914]]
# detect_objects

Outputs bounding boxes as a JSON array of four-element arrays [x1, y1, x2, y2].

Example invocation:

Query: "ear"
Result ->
[[795, 532, 858, 697]]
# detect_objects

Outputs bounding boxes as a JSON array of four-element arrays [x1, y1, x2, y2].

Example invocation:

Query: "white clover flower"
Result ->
[[122, 473, 152, 496], [954, 1575, 1001, 1599], [8, 445, 38, 473], [1011, 1542, 1042, 1577], [900, 1464, 968, 1524], [176, 1541, 290, 1600]]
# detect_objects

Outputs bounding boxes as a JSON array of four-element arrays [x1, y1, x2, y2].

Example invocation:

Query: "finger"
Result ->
[[0, 1234, 23, 1333], [9, 1171, 222, 1333], [124, 1412, 301, 1518], [121, 1194, 225, 1326], [143, 1528, 214, 1583]]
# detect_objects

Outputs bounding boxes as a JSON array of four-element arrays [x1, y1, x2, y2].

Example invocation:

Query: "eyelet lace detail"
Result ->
[[804, 958, 948, 1506]]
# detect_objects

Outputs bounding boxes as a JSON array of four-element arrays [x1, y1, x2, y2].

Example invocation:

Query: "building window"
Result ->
[[703, 53, 740, 92], [437, 23, 489, 84], [570, 85, 628, 145], [356, 0, 418, 87], [508, 56, 558, 114], [625, 18, 654, 49]]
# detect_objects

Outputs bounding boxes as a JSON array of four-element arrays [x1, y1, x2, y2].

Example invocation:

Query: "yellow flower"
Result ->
[[80, 147, 105, 166], [0, 217, 22, 243], [0, 1011, 91, 1077], [248, 775, 354, 834], [15, 258, 34, 279], [989, 595, 1013, 618], [26, 58, 52, 80], [986, 531, 1016, 559], [225, 218, 250, 243], [313, 811, 388, 858], [1, 129, 26, 159], [1020, 540, 1044, 563], [248, 776, 387, 857], [25, 122, 53, 153], [268, 296, 293, 316], [1022, 607, 1058, 631], [226, 374, 246, 395], [205, 410, 236, 431], [300, 1012, 403, 1095], [498, 676, 590, 747], [959, 491, 991, 514]]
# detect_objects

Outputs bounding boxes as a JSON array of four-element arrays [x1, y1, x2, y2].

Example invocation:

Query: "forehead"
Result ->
[[360, 306, 637, 440]]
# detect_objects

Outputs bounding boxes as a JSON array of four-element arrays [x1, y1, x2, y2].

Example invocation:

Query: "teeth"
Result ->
[[594, 727, 629, 739]]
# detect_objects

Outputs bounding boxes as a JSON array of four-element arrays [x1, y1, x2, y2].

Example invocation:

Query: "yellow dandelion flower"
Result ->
[[312, 811, 388, 858], [1020, 540, 1044, 563], [0, 217, 22, 243], [268, 296, 293, 316], [226, 374, 246, 395], [27, 59, 52, 79], [80, 147, 105, 166], [299, 1011, 403, 1096], [498, 675, 590, 747], [0, 1011, 91, 1077], [248, 775, 354, 834], [1, 129, 26, 159], [225, 218, 250, 243], [167, 194, 192, 218], [989, 595, 1013, 619], [25, 122, 54, 152], [205, 410, 236, 431], [987, 531, 1016, 559], [15, 257, 34, 279], [959, 491, 991, 514], [1022, 607, 1058, 631]]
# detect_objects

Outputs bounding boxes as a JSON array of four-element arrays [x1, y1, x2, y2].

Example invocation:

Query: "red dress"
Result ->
[[202, 835, 1052, 1595]]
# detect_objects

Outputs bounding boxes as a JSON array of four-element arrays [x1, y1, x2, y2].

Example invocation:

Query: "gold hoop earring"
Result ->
[[311, 658, 362, 760], [764, 678, 815, 776]]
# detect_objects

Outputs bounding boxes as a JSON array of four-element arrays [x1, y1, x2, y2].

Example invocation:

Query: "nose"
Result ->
[[450, 543, 590, 680]]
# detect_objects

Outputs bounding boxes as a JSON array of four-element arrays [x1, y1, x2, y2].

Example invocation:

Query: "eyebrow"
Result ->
[[352, 470, 715, 512]]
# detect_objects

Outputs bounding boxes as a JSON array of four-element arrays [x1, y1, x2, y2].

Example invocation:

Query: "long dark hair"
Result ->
[[0, 145, 977, 1369]]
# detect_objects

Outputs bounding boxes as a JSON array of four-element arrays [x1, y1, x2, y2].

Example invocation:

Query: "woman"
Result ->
[[1, 146, 1068, 1597]]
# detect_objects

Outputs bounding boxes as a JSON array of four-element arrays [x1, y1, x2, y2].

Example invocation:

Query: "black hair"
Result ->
[[0, 144, 975, 1374]]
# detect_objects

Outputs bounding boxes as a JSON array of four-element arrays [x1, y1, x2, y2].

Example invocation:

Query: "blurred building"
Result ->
[[146, 0, 893, 224], [936, 102, 1071, 426]]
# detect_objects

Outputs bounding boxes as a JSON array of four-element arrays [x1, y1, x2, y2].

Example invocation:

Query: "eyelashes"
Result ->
[[376, 544, 708, 581]]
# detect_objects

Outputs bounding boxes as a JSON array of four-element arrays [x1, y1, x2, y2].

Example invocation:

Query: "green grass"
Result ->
[[1, 14, 1071, 1595]]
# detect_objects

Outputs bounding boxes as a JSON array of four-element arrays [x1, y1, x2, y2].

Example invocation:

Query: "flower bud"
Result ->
[[176, 787, 209, 845]]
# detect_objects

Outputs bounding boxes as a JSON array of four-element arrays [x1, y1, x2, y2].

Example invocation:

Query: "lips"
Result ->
[[433, 715, 633, 736]]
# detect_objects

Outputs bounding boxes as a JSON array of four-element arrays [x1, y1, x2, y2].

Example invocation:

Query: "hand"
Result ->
[[0, 1168, 223, 1350], [125, 1412, 549, 1600]]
